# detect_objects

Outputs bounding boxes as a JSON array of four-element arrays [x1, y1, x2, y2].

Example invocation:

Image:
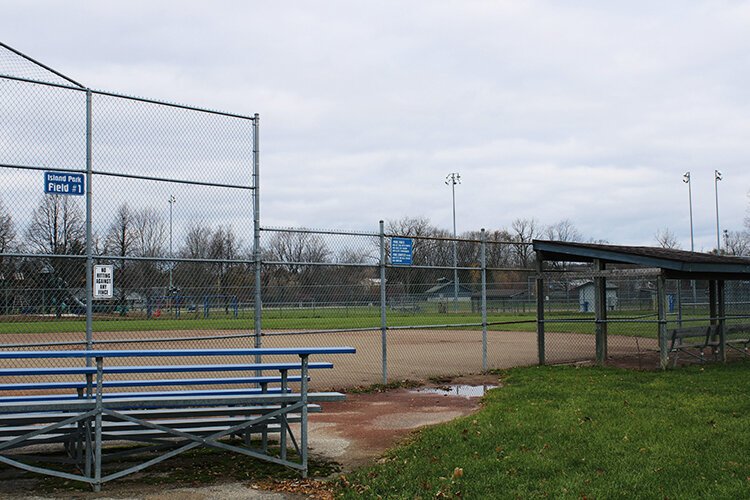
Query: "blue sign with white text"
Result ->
[[391, 237, 413, 265], [44, 171, 84, 196]]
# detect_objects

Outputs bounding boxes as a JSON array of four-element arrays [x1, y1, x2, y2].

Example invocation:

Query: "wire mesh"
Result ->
[[0, 43, 82, 87], [0, 79, 86, 169]]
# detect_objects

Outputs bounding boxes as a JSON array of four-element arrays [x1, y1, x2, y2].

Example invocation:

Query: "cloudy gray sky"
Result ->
[[3, 0, 750, 250]]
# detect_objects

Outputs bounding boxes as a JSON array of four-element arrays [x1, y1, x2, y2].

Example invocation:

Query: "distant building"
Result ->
[[574, 281, 618, 312], [470, 289, 529, 313], [423, 278, 473, 302]]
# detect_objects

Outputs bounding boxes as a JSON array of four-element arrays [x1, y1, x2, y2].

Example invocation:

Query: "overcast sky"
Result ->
[[3, 0, 750, 250]]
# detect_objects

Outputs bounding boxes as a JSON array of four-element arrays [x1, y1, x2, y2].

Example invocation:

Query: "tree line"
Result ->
[[1, 194, 748, 313]]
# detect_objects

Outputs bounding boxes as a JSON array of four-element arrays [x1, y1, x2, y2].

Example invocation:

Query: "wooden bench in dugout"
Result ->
[[668, 325, 719, 366], [668, 323, 750, 366], [0, 347, 355, 491], [725, 323, 750, 357]]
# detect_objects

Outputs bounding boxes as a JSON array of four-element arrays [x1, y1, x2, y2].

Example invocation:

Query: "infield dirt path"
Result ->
[[0, 329, 658, 388]]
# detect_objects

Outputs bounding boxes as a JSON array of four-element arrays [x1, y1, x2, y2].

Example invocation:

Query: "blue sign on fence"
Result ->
[[44, 171, 84, 196], [391, 237, 413, 265]]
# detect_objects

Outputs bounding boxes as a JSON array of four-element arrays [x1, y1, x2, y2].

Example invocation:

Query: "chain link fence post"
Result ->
[[657, 274, 668, 369], [481, 228, 487, 371], [536, 253, 545, 365], [379, 220, 387, 384], [253, 114, 262, 359], [85, 88, 93, 361]]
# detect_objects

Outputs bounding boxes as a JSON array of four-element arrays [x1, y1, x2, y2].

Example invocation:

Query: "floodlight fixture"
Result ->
[[445, 172, 461, 186]]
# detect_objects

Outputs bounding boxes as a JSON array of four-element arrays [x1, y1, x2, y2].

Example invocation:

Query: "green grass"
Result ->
[[0, 307, 679, 338], [338, 362, 750, 499]]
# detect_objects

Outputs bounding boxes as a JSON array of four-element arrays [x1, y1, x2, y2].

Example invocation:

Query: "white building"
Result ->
[[575, 281, 618, 312]]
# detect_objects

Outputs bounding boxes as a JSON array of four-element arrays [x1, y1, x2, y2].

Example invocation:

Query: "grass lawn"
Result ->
[[338, 362, 750, 499], [0, 308, 693, 339]]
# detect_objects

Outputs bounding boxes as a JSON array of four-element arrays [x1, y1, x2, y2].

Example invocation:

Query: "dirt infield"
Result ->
[[0, 329, 659, 388]]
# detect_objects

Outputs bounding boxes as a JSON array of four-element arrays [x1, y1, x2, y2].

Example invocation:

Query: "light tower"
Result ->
[[714, 170, 722, 253], [445, 173, 460, 311], [168, 194, 176, 291]]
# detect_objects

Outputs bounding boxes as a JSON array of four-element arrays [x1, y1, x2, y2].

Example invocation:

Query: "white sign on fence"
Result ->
[[93, 265, 114, 300]]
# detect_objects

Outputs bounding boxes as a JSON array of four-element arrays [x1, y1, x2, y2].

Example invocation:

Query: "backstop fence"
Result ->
[[1, 44, 747, 389], [0, 43, 260, 373]]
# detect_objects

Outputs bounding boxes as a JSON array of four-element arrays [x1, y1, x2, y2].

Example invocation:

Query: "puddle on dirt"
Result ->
[[410, 384, 497, 398]]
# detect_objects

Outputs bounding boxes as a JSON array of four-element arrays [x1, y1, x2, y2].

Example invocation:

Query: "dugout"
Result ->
[[532, 240, 750, 369]]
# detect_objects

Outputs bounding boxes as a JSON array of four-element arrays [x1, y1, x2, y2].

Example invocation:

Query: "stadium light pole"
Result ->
[[168, 194, 176, 291], [445, 173, 460, 312], [683, 172, 694, 253], [714, 170, 722, 253], [683, 172, 697, 306]]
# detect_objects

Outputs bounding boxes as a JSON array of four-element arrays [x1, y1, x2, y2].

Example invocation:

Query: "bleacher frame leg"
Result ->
[[300, 355, 309, 478], [280, 370, 288, 461]]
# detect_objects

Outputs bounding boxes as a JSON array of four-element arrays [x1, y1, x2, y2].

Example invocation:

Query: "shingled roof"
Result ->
[[532, 240, 750, 279]]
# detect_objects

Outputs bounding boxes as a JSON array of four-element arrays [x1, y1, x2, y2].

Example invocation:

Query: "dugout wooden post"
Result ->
[[536, 252, 545, 365], [594, 259, 608, 365]]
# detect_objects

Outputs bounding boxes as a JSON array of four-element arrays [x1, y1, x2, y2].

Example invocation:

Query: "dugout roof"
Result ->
[[533, 240, 750, 280]]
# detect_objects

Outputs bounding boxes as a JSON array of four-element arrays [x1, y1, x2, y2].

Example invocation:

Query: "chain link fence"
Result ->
[[256, 226, 543, 386], [5, 45, 745, 392], [0, 44, 260, 387]]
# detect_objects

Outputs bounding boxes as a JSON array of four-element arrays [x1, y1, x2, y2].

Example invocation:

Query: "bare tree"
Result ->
[[133, 208, 167, 258], [336, 247, 375, 265], [545, 219, 582, 243], [130, 208, 167, 312], [510, 217, 539, 268], [263, 231, 330, 303], [654, 227, 681, 249], [385, 216, 432, 238], [102, 204, 138, 313], [0, 198, 17, 255], [182, 223, 212, 259], [543, 220, 584, 294], [175, 223, 215, 300], [485, 229, 515, 270], [723, 230, 750, 256], [103, 204, 136, 257], [209, 226, 244, 305], [209, 226, 240, 261], [267, 231, 329, 274], [25, 195, 86, 314], [0, 199, 18, 315], [26, 195, 85, 255]]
